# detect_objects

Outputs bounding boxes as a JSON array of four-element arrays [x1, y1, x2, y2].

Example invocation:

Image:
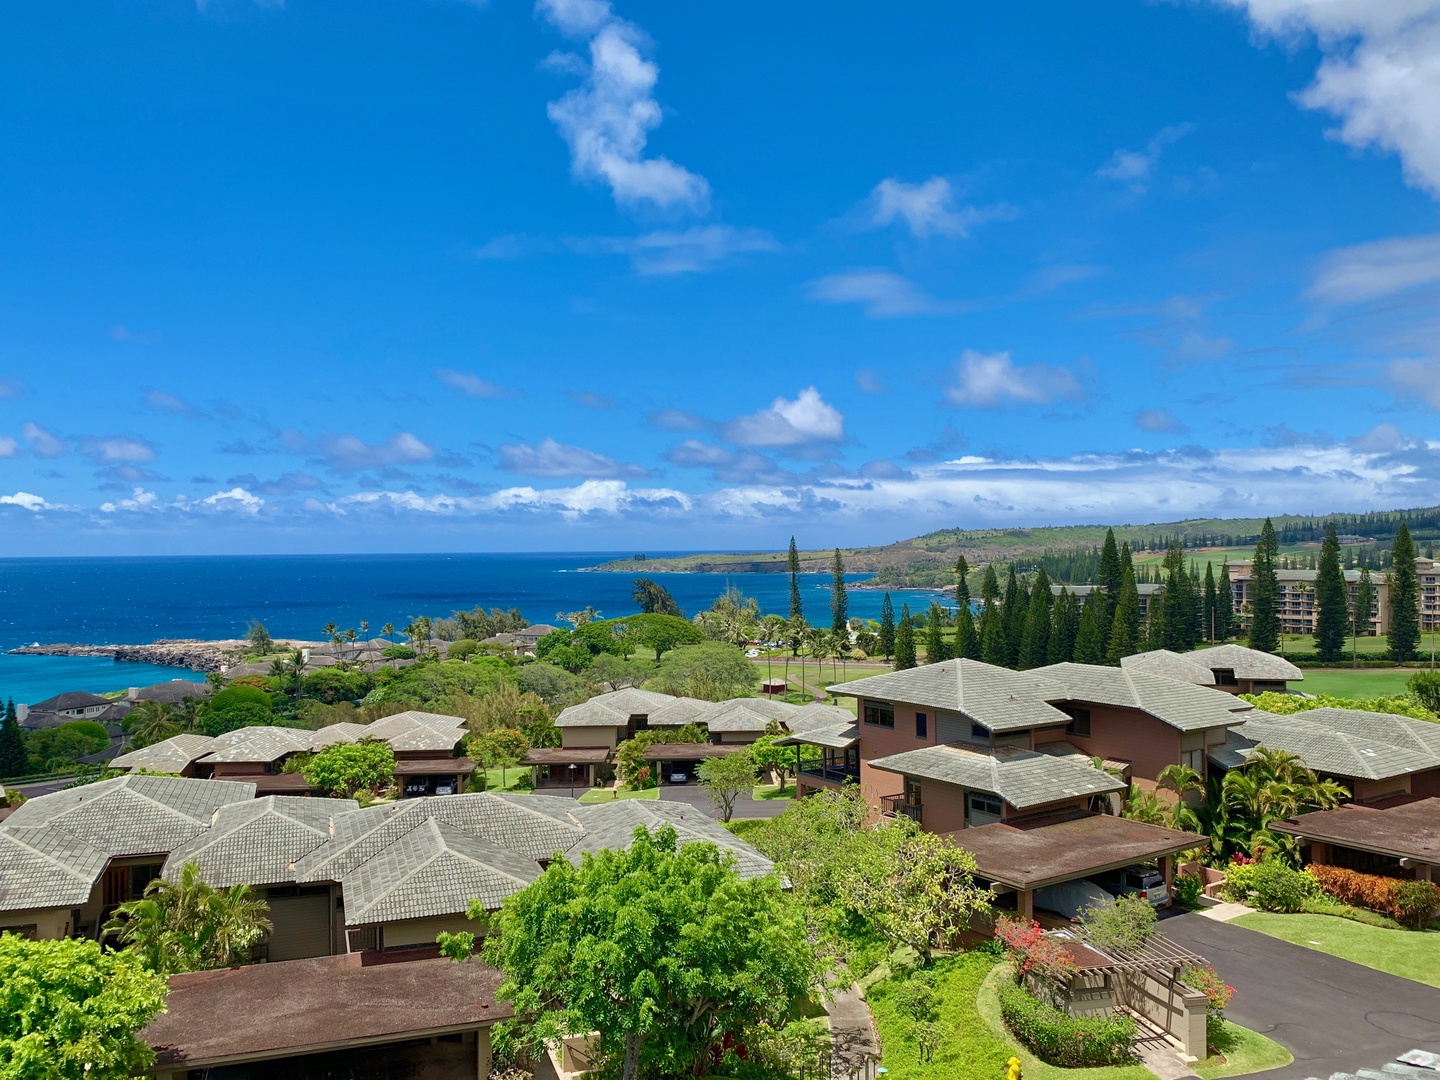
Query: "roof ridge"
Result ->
[[0, 826, 98, 881]]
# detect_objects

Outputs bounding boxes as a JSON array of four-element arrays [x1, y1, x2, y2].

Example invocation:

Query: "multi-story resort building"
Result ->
[[1225, 557, 1440, 636]]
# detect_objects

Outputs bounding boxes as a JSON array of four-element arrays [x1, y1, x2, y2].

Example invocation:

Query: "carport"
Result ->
[[1272, 795, 1440, 880], [946, 809, 1207, 920], [643, 742, 743, 785], [519, 746, 612, 791]]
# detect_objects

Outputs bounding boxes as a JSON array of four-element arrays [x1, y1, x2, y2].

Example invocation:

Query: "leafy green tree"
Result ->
[[787, 536, 803, 621], [585, 653, 654, 690], [517, 662, 583, 706], [830, 549, 849, 635], [1389, 522, 1420, 663], [878, 593, 896, 658], [246, 619, 274, 655], [619, 613, 705, 661], [198, 684, 274, 736], [1072, 593, 1103, 665], [632, 578, 683, 617], [696, 749, 759, 822], [655, 641, 757, 700], [447, 638, 479, 660], [468, 727, 530, 790], [1314, 522, 1349, 661], [1248, 518, 1281, 653], [1106, 566, 1142, 662], [924, 603, 950, 663], [749, 732, 818, 793], [894, 605, 917, 670], [695, 586, 760, 647], [0, 705, 27, 778], [1210, 747, 1349, 861], [0, 933, 168, 1080], [1018, 568, 1052, 669], [123, 701, 181, 748], [481, 824, 815, 1080], [104, 861, 272, 975], [303, 740, 396, 798], [25, 722, 109, 770]]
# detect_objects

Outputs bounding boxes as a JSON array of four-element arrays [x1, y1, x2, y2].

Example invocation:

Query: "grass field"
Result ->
[[575, 786, 660, 804], [1297, 668, 1419, 698], [1233, 912, 1440, 987]]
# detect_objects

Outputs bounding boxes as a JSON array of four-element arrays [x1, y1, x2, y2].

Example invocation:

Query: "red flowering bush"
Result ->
[[1182, 965, 1236, 1052], [994, 917, 1078, 987], [1309, 865, 1440, 929]]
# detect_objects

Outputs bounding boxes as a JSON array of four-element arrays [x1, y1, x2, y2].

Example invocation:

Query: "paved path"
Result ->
[[826, 983, 878, 1080], [1160, 911, 1440, 1079], [654, 784, 794, 819]]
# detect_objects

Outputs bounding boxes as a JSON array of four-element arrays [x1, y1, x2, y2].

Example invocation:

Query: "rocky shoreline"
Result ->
[[9, 639, 276, 673]]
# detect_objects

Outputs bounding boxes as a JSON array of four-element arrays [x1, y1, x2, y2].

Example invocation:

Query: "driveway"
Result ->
[[654, 784, 794, 819], [1160, 911, 1440, 1078]]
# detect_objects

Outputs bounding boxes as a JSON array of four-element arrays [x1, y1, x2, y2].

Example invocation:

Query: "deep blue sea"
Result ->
[[0, 553, 945, 705]]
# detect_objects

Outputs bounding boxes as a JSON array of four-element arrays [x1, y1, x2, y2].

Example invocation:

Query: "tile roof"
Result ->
[[363, 713, 467, 752], [702, 699, 792, 733], [301, 723, 369, 749], [1188, 644, 1303, 682], [1119, 650, 1217, 686], [29, 691, 112, 711], [1031, 662, 1249, 732], [775, 721, 857, 750], [867, 742, 1126, 810], [133, 681, 211, 704], [377, 710, 469, 733], [784, 702, 857, 731], [161, 795, 358, 888], [828, 659, 1073, 733], [111, 733, 219, 773], [198, 726, 312, 764], [1226, 708, 1440, 781], [554, 688, 678, 728], [645, 697, 713, 727], [341, 818, 542, 926], [0, 824, 110, 911], [568, 800, 774, 879]]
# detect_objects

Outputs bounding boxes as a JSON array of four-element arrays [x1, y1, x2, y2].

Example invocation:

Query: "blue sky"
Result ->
[[2, 0, 1439, 555]]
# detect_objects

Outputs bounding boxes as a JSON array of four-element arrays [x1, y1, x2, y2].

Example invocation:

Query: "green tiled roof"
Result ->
[[828, 659, 1072, 733], [162, 795, 359, 888], [867, 743, 1125, 810]]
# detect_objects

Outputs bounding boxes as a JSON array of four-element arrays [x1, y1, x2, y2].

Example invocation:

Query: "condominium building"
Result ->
[[1225, 558, 1440, 636]]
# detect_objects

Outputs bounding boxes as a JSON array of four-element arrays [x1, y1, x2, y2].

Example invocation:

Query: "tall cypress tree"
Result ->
[[0, 700, 26, 779], [1314, 522, 1348, 661], [1098, 528, 1123, 635], [1389, 522, 1420, 663], [1073, 593, 1103, 665], [925, 603, 950, 664], [1018, 568, 1053, 669], [1354, 566, 1375, 644], [1160, 545, 1199, 651], [1203, 562, 1217, 642], [1107, 566, 1142, 662], [955, 600, 978, 660], [979, 602, 1008, 666], [830, 548, 849, 635], [1216, 561, 1235, 642], [1047, 589, 1078, 664], [787, 536, 803, 621], [878, 593, 896, 658], [980, 564, 1001, 605], [1249, 519, 1281, 653], [955, 555, 971, 607], [1002, 566, 1025, 666], [894, 604, 917, 670]]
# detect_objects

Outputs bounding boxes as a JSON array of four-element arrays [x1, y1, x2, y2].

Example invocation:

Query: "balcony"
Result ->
[[880, 794, 922, 823], [800, 763, 860, 785]]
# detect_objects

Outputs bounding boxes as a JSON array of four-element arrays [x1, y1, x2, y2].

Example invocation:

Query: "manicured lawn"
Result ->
[[575, 786, 660, 804], [723, 818, 768, 842], [1233, 912, 1440, 987], [472, 766, 530, 793], [1296, 667, 1422, 699], [752, 783, 797, 801], [973, 964, 1288, 1080]]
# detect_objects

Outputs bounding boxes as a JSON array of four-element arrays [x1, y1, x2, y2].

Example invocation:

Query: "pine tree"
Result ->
[[1073, 594, 1103, 665], [1354, 566, 1375, 643], [1018, 568, 1053, 669], [1249, 518, 1281, 653], [0, 700, 26, 779], [980, 564, 1001, 604], [1160, 545, 1199, 651], [1107, 566, 1142, 662], [1098, 528, 1123, 634], [955, 555, 970, 607], [980, 603, 1009, 666], [925, 603, 950, 664], [955, 602, 978, 660], [1203, 563, 1217, 642], [894, 604, 917, 670], [1119, 540, 1134, 577], [830, 548, 849, 636], [1002, 566, 1025, 666], [1389, 522, 1420, 663], [1047, 589, 1078, 664], [1216, 561, 1235, 642], [878, 593, 896, 658], [787, 537, 803, 621], [1314, 522, 1348, 661]]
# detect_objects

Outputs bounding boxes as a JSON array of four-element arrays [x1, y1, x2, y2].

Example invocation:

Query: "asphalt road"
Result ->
[[653, 783, 794, 819], [1160, 910, 1440, 1079]]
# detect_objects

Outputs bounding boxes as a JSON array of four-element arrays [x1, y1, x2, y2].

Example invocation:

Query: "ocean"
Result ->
[[0, 553, 946, 704]]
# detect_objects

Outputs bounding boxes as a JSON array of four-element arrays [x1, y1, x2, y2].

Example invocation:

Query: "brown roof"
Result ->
[[642, 742, 745, 760], [520, 747, 613, 765], [1271, 797, 1440, 864], [947, 810, 1208, 890], [250, 773, 321, 795], [392, 757, 478, 776], [145, 950, 514, 1070]]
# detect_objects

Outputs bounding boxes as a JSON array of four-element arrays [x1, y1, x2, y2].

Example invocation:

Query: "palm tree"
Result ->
[[105, 860, 272, 974], [173, 697, 203, 733], [1156, 763, 1205, 834], [1212, 747, 1349, 860], [126, 700, 180, 748], [288, 648, 308, 698], [322, 621, 338, 641]]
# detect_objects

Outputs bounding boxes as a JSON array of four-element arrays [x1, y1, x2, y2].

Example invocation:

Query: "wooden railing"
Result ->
[[880, 794, 921, 823]]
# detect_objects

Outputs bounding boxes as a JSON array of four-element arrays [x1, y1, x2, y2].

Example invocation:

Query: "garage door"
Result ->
[[265, 892, 332, 961]]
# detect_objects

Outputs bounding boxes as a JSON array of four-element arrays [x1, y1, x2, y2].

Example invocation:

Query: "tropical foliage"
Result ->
[[303, 740, 396, 798]]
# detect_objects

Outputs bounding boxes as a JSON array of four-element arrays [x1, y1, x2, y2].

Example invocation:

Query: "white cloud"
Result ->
[[807, 271, 950, 317], [1308, 232, 1440, 305], [944, 350, 1085, 408], [538, 2, 709, 212], [575, 226, 779, 274], [436, 370, 514, 399], [722, 387, 846, 447], [0, 491, 60, 512], [867, 178, 1015, 239], [320, 479, 691, 521], [144, 389, 198, 417], [1212, 1, 1440, 196], [100, 488, 160, 513], [0, 437, 17, 458], [1134, 408, 1189, 434], [498, 437, 651, 479], [21, 422, 66, 458], [82, 437, 155, 465], [1098, 124, 1195, 190], [281, 430, 435, 472], [1389, 358, 1440, 409], [201, 487, 264, 514]]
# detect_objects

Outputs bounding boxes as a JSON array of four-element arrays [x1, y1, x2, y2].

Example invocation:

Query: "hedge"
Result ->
[[997, 984, 1136, 1067], [1220, 860, 1317, 912], [1309, 865, 1440, 929]]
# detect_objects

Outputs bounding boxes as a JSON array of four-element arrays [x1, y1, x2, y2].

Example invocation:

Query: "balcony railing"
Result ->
[[880, 794, 922, 823], [800, 763, 860, 785]]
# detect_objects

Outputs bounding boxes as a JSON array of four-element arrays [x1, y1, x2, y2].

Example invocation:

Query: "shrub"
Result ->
[[447, 638, 478, 659], [994, 917, 1077, 987], [382, 644, 416, 660], [1248, 860, 1316, 913], [1077, 895, 1156, 953], [1181, 965, 1235, 1052], [1172, 872, 1203, 908], [998, 984, 1137, 1067], [1309, 864, 1440, 929]]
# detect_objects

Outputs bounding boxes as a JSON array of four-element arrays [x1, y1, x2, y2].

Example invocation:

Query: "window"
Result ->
[[863, 701, 895, 728], [1062, 706, 1091, 738], [915, 712, 928, 739], [966, 792, 1003, 825], [970, 722, 989, 740], [1182, 748, 1205, 773]]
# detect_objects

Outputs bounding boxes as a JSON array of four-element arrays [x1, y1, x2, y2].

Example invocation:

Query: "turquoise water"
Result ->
[[0, 553, 945, 704]]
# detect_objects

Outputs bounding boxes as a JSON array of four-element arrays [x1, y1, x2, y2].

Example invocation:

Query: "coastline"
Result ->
[[8, 639, 318, 673]]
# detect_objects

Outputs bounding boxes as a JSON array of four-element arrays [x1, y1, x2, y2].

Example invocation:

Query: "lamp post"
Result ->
[[567, 763, 577, 798]]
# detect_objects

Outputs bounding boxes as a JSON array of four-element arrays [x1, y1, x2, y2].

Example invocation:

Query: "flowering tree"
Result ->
[[995, 917, 1078, 987]]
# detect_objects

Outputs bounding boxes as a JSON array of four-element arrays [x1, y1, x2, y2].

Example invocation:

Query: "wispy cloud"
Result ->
[[864, 177, 1016, 239], [1098, 124, 1195, 191], [498, 436, 652, 479], [1308, 233, 1440, 305], [944, 350, 1085, 408], [1134, 408, 1189, 434], [573, 226, 778, 274], [807, 271, 953, 318], [436, 370, 516, 399], [144, 389, 200, 418], [281, 431, 435, 473], [21, 423, 67, 459], [537, 0, 709, 213]]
